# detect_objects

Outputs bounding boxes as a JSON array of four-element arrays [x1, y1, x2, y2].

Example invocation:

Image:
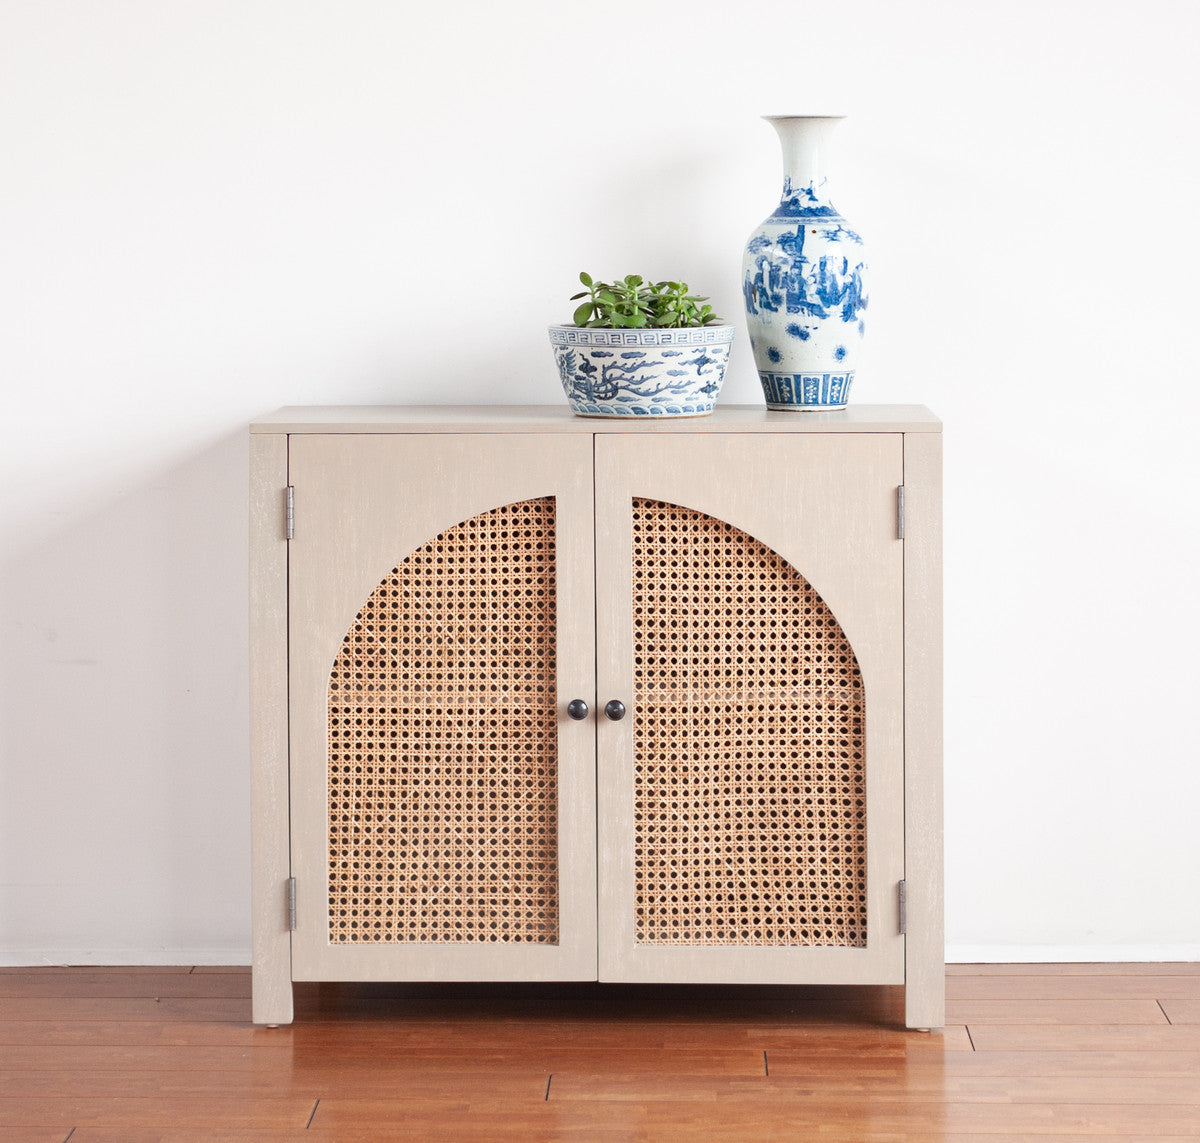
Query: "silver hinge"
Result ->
[[287, 877, 297, 931], [897, 485, 906, 541], [898, 879, 908, 935], [285, 486, 295, 540]]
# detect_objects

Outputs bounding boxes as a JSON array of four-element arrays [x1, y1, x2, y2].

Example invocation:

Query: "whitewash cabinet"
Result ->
[[250, 406, 942, 1029]]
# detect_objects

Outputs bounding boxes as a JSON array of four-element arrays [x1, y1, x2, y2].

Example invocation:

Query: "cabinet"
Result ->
[[250, 405, 942, 1028]]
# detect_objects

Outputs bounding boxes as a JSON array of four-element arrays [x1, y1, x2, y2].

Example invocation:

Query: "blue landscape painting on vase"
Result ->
[[743, 216, 867, 329]]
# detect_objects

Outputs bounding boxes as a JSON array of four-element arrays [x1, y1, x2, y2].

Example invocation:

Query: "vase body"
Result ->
[[742, 116, 867, 410], [550, 324, 734, 418]]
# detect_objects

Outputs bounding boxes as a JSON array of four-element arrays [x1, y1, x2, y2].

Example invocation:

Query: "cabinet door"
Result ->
[[595, 433, 904, 984], [288, 434, 597, 982]]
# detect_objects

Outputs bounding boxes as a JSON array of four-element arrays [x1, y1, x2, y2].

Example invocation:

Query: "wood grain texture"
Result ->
[[0, 1097, 310, 1130], [250, 404, 943, 435], [0, 973, 251, 999], [0, 967, 196, 976], [252, 410, 942, 1026], [0, 998, 250, 1023], [967, 1024, 1200, 1051], [593, 432, 906, 989], [249, 431, 292, 1026], [4, 965, 1199, 1138], [948, 974, 1200, 1000], [64, 1134, 1200, 1143], [948, 963, 1200, 977], [903, 429, 944, 1030], [285, 434, 598, 988], [52, 1136, 1200, 1143], [922, 1049, 1200, 1076], [946, 998, 1169, 1025], [1160, 1000, 1200, 1024]]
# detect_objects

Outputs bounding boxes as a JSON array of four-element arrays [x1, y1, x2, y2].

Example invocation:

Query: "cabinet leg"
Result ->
[[904, 979, 945, 1031], [251, 971, 294, 1026]]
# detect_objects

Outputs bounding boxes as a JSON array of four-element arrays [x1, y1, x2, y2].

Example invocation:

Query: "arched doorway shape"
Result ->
[[326, 497, 560, 946], [631, 498, 866, 948]]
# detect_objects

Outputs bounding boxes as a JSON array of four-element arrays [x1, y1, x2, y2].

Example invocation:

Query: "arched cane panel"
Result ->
[[632, 498, 866, 947], [327, 498, 559, 945]]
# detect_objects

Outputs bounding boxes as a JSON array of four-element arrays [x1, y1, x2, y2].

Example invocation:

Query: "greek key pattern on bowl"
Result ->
[[550, 325, 735, 348]]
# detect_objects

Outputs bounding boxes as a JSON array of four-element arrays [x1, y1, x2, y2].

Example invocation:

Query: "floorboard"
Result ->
[[946, 963, 1200, 976], [0, 965, 1197, 1138], [1161, 1000, 1200, 1024]]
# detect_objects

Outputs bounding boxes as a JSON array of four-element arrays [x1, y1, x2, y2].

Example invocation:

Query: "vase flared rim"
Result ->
[[762, 114, 846, 122]]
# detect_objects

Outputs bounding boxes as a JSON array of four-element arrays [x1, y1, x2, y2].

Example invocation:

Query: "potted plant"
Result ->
[[550, 273, 735, 417]]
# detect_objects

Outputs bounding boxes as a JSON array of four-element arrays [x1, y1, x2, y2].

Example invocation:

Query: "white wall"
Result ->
[[2, 0, 1198, 965]]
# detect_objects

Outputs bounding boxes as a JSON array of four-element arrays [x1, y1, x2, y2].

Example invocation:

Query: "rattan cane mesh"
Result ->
[[632, 498, 866, 948], [327, 498, 559, 945]]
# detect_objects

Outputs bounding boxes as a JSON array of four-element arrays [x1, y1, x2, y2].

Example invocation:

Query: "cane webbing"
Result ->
[[632, 498, 866, 948], [327, 498, 559, 944]]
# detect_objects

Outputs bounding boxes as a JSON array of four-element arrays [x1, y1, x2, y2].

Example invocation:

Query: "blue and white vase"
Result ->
[[743, 116, 867, 410]]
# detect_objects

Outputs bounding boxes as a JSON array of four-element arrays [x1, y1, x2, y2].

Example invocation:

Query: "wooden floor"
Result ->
[[1, 965, 1198, 1141]]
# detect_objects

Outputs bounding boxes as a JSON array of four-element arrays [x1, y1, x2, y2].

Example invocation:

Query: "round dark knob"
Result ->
[[604, 699, 626, 722], [566, 699, 589, 721]]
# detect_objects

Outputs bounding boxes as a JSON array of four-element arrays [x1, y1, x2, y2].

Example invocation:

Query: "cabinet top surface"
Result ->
[[250, 404, 941, 434]]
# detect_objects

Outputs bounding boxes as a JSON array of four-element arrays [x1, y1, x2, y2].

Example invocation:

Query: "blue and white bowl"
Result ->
[[550, 324, 734, 418]]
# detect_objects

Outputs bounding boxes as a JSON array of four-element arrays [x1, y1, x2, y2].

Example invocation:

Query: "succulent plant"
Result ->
[[570, 272, 721, 329]]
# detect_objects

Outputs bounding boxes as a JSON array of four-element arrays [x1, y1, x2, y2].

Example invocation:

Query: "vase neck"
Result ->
[[766, 116, 844, 219]]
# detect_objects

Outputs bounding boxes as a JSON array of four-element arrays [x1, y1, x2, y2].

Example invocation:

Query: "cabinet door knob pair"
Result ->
[[566, 699, 626, 722]]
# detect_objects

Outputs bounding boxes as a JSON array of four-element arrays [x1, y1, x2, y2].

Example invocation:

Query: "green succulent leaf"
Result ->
[[566, 270, 720, 328]]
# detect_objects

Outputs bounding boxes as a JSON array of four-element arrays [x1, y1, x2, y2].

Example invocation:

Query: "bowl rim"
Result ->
[[549, 322, 735, 329], [549, 322, 735, 340]]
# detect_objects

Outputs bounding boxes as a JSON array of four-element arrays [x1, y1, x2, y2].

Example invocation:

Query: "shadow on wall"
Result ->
[[0, 429, 252, 963]]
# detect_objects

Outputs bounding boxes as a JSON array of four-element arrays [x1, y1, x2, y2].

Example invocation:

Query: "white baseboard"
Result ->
[[0, 948, 251, 968], [947, 944, 1200, 964]]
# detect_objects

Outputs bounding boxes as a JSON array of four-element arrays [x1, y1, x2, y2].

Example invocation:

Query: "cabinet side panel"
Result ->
[[250, 432, 293, 1024], [904, 431, 944, 1029]]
